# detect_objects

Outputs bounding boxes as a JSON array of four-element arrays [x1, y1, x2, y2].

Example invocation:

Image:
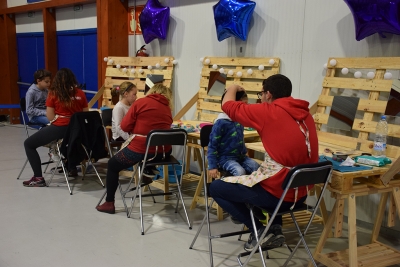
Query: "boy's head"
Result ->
[[34, 69, 52, 90], [261, 74, 292, 103], [220, 90, 248, 108]]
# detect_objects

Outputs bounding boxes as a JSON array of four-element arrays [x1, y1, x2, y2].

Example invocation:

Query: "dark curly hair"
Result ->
[[49, 68, 79, 108]]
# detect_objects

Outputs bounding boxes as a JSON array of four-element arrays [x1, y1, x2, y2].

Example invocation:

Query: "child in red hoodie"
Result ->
[[209, 74, 319, 251], [97, 84, 173, 214]]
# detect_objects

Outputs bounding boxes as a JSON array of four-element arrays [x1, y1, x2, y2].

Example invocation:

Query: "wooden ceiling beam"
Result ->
[[0, 0, 96, 15]]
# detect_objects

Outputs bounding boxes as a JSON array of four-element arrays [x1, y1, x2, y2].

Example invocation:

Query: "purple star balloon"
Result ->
[[344, 0, 400, 41], [213, 0, 256, 42], [139, 0, 170, 44]]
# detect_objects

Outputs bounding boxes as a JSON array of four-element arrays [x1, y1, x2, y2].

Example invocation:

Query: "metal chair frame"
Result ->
[[127, 129, 192, 235], [17, 97, 51, 180], [238, 161, 333, 267]]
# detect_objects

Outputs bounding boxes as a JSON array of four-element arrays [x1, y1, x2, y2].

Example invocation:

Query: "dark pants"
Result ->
[[105, 147, 171, 202], [209, 180, 307, 231], [24, 125, 68, 177]]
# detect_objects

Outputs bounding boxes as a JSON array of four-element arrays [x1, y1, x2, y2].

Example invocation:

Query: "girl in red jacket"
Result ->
[[23, 68, 88, 186], [97, 84, 173, 214]]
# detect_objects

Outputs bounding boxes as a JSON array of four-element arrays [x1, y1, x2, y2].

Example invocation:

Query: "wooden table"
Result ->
[[246, 141, 400, 267], [178, 120, 260, 220]]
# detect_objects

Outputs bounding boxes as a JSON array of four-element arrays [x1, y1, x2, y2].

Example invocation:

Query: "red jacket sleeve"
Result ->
[[222, 101, 266, 133]]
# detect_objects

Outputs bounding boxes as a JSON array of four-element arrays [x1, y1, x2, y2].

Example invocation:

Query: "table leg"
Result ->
[[347, 194, 357, 267], [393, 187, 400, 218], [334, 198, 345, 237], [387, 193, 396, 227], [371, 192, 389, 243], [308, 200, 337, 267], [190, 171, 204, 210]]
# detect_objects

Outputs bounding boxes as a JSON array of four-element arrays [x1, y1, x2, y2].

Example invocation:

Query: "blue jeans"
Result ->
[[222, 157, 259, 176], [209, 180, 307, 231], [29, 115, 49, 125]]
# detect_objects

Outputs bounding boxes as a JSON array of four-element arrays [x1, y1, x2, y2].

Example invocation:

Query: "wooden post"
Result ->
[[97, 0, 128, 108], [43, 7, 57, 77], [0, 13, 19, 124]]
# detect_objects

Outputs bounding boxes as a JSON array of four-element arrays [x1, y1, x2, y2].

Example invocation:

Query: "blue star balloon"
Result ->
[[139, 0, 170, 44], [344, 0, 400, 41], [213, 0, 256, 42]]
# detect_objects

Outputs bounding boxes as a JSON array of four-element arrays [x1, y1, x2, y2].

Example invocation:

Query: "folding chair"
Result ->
[[189, 125, 251, 267], [47, 111, 108, 195], [101, 108, 125, 157], [238, 160, 333, 267], [127, 129, 192, 235], [17, 97, 51, 180]]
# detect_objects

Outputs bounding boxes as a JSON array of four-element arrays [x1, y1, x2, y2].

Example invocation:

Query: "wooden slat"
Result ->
[[327, 57, 400, 69], [105, 68, 173, 79], [200, 69, 278, 79], [106, 56, 174, 67], [322, 77, 392, 92], [353, 119, 400, 138], [197, 99, 222, 113], [201, 57, 280, 67], [313, 113, 329, 125], [198, 112, 218, 122]]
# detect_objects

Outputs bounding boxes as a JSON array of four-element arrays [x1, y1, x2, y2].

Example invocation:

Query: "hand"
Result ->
[[208, 169, 219, 179], [226, 84, 245, 93]]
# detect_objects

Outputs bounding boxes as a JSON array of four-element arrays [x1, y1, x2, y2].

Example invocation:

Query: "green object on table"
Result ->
[[354, 155, 392, 167]]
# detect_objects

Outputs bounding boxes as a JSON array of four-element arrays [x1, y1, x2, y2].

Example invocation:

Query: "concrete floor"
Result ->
[[0, 124, 399, 267]]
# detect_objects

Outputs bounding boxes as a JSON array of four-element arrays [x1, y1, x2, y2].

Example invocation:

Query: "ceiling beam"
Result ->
[[0, 0, 96, 15]]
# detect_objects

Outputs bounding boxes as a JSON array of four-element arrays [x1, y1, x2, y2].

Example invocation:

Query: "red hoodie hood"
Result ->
[[273, 96, 310, 121], [145, 93, 170, 106]]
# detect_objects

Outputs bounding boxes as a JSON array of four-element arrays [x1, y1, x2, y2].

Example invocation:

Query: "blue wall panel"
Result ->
[[16, 33, 45, 98]]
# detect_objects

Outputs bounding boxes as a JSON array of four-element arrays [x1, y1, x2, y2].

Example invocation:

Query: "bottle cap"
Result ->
[[381, 115, 386, 120]]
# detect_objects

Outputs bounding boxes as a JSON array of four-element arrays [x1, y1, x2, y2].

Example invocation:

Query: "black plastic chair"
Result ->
[[127, 129, 192, 235], [17, 97, 51, 180], [101, 108, 125, 157], [238, 161, 333, 267], [189, 125, 250, 267]]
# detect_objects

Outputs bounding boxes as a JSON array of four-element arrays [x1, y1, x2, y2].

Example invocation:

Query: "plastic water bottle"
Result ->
[[373, 115, 388, 157]]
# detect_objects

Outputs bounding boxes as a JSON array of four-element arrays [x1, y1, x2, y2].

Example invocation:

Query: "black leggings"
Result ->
[[106, 147, 171, 202], [24, 124, 68, 177]]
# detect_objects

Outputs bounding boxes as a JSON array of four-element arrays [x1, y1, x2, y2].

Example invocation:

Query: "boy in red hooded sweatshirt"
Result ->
[[209, 74, 318, 251]]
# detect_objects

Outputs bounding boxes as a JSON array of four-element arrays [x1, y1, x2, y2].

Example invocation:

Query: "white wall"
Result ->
[[15, 3, 97, 33]]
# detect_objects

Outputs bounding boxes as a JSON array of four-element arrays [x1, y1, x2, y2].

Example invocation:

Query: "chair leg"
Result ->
[[42, 156, 52, 173], [249, 209, 267, 267], [282, 213, 317, 267], [17, 158, 29, 179], [172, 166, 192, 229], [81, 146, 104, 187]]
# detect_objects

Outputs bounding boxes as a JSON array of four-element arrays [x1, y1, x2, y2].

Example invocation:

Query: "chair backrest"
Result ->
[[200, 125, 213, 148], [101, 108, 113, 127], [20, 98, 27, 112], [281, 161, 333, 190], [146, 129, 187, 147]]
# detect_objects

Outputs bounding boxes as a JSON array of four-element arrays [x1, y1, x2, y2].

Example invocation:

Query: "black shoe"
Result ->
[[142, 167, 157, 178], [243, 225, 285, 251]]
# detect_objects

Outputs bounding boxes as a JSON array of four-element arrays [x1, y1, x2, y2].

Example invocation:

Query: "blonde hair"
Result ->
[[147, 84, 173, 110], [111, 81, 136, 97]]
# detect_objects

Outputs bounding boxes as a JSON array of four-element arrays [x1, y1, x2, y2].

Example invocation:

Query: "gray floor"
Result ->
[[1, 124, 399, 267]]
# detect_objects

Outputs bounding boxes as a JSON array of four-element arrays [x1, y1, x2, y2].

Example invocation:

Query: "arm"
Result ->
[[26, 90, 46, 118], [207, 122, 222, 171], [46, 107, 56, 121], [222, 85, 265, 132], [120, 103, 137, 133], [82, 108, 89, 112], [112, 106, 130, 140]]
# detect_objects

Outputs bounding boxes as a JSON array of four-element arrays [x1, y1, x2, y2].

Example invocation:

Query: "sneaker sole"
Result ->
[[24, 183, 46, 187], [262, 235, 285, 248]]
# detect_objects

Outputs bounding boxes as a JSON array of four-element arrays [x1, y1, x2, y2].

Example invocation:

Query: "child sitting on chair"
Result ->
[[207, 91, 260, 180], [110, 82, 137, 141], [26, 69, 52, 125]]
